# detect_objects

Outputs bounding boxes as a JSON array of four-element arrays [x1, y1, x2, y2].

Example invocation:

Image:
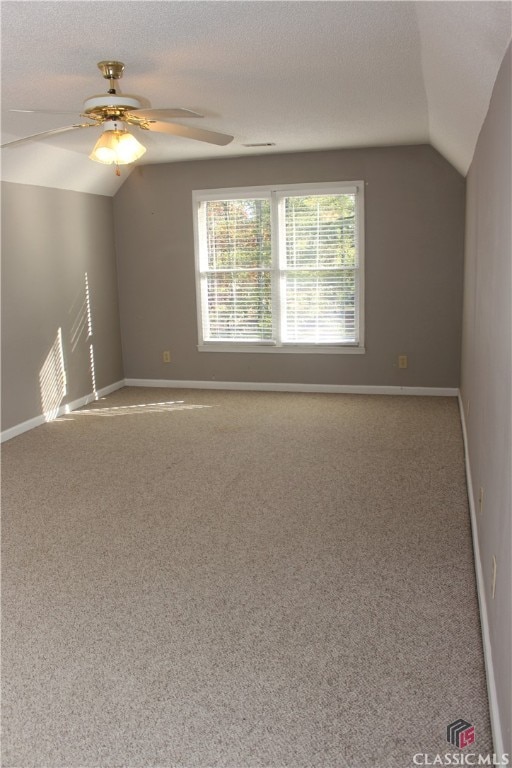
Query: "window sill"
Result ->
[[197, 344, 366, 355]]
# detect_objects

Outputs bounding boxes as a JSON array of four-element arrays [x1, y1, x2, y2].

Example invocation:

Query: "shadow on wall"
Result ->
[[85, 272, 97, 398], [38, 327, 67, 421], [39, 272, 98, 422]]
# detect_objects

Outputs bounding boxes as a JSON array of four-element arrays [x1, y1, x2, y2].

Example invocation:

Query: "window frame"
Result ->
[[192, 181, 365, 354]]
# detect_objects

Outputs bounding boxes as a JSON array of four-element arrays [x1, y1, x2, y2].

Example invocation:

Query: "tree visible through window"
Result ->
[[204, 198, 272, 341], [193, 182, 364, 352]]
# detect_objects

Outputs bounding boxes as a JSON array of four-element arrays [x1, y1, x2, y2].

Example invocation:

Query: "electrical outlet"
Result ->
[[162, 350, 171, 363], [398, 355, 408, 369], [478, 487, 484, 514], [491, 556, 497, 599]]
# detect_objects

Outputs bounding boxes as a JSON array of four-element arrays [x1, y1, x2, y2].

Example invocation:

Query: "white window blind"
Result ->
[[194, 182, 364, 353], [201, 198, 272, 342], [280, 193, 357, 344]]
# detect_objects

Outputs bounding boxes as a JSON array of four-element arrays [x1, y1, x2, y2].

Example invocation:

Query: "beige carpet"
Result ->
[[1, 388, 492, 767]]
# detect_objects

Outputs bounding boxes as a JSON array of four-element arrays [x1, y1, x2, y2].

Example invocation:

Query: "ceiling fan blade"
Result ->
[[130, 108, 203, 120], [0, 123, 97, 149], [10, 109, 80, 115], [144, 120, 233, 146]]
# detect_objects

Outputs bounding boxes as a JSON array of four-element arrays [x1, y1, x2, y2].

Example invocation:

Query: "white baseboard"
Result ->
[[0, 378, 458, 442], [0, 379, 125, 443], [2, 380, 501, 756], [124, 378, 458, 396], [458, 393, 504, 761]]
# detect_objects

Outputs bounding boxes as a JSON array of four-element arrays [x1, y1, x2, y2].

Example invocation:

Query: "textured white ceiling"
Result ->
[[1, 1, 510, 195]]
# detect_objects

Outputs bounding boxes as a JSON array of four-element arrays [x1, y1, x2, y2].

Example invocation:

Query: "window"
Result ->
[[192, 182, 364, 353]]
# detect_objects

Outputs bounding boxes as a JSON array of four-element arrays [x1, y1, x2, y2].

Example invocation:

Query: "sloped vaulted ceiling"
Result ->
[[1, 1, 511, 196], [416, 1, 511, 176]]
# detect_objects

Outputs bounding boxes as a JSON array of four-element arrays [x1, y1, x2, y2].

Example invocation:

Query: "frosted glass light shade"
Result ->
[[89, 128, 146, 165]]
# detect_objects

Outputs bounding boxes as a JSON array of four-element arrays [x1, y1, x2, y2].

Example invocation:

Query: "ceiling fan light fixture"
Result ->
[[114, 131, 147, 163], [2, 61, 234, 159], [89, 121, 146, 165]]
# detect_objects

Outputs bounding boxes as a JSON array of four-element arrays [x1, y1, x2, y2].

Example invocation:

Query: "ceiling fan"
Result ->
[[1, 61, 234, 172]]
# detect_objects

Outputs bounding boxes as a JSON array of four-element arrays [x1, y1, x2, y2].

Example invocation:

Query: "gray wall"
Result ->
[[113, 145, 465, 387], [1, 182, 124, 431], [461, 45, 511, 755]]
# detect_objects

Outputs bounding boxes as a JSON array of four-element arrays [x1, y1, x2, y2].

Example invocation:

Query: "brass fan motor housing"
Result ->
[[82, 94, 144, 119]]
